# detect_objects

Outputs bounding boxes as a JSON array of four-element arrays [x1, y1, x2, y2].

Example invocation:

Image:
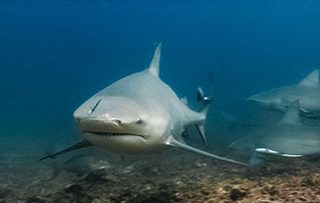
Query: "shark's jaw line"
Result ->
[[84, 131, 146, 140]]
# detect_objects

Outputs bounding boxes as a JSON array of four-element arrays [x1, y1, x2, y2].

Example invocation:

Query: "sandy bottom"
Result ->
[[0, 146, 320, 203]]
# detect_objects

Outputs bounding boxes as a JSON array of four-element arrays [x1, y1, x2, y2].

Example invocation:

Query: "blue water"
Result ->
[[1, 0, 320, 149]]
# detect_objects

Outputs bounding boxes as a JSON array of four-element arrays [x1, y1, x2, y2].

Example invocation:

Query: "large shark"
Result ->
[[247, 69, 320, 117], [40, 43, 245, 166], [230, 101, 320, 165]]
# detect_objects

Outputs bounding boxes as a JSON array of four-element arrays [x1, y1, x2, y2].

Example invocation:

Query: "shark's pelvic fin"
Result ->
[[39, 139, 94, 161], [278, 100, 302, 125], [148, 42, 162, 77], [298, 69, 320, 87], [166, 136, 248, 166], [249, 151, 264, 166]]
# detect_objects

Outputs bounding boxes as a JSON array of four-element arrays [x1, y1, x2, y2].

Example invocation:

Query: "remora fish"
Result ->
[[40, 43, 245, 166], [247, 69, 320, 116]]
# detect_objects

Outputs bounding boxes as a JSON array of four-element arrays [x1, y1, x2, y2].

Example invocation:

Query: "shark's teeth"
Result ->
[[106, 133, 125, 136]]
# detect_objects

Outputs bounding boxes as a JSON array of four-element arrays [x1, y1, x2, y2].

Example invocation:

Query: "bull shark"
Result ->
[[40, 43, 245, 166], [230, 100, 320, 166], [247, 69, 320, 117]]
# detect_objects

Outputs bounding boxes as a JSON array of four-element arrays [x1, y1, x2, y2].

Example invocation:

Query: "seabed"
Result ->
[[1, 146, 320, 203]]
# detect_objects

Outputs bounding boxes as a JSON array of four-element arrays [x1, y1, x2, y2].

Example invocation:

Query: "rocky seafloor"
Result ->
[[1, 147, 320, 203]]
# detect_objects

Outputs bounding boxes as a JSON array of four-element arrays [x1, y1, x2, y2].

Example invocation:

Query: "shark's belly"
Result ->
[[261, 134, 320, 156]]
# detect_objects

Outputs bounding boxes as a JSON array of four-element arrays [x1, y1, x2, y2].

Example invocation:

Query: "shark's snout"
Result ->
[[247, 90, 283, 107], [246, 93, 267, 103], [75, 116, 122, 133], [246, 95, 257, 102]]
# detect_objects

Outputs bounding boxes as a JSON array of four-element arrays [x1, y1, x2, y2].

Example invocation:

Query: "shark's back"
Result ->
[[248, 69, 320, 114], [95, 70, 182, 112]]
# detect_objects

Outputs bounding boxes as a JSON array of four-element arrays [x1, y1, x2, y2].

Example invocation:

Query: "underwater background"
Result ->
[[1, 1, 320, 202], [2, 0, 320, 144]]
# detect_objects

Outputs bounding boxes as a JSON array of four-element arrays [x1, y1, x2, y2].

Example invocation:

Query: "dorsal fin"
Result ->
[[147, 42, 161, 77], [298, 69, 319, 87], [180, 96, 188, 105], [278, 100, 301, 125]]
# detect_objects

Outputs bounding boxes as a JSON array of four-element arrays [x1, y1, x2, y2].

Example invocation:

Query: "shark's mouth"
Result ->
[[83, 131, 146, 139]]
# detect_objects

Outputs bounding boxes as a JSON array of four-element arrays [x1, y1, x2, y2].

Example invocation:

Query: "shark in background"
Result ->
[[229, 100, 320, 166], [248, 69, 320, 117], [40, 43, 246, 166]]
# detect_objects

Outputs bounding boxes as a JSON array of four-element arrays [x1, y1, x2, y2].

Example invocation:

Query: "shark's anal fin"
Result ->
[[39, 139, 94, 161], [166, 136, 248, 166], [195, 124, 208, 146]]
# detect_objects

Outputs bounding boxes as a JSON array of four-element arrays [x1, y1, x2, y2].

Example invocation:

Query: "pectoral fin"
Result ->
[[39, 139, 94, 161], [166, 136, 247, 166]]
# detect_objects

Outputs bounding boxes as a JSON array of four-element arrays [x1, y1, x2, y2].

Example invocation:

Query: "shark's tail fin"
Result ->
[[195, 87, 211, 146]]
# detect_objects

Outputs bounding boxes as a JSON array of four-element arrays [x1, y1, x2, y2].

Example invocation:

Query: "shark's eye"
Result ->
[[136, 118, 144, 125], [113, 119, 122, 124]]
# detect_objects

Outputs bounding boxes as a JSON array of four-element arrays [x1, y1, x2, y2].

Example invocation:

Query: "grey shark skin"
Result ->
[[41, 43, 246, 166], [248, 69, 320, 116], [230, 101, 320, 166]]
